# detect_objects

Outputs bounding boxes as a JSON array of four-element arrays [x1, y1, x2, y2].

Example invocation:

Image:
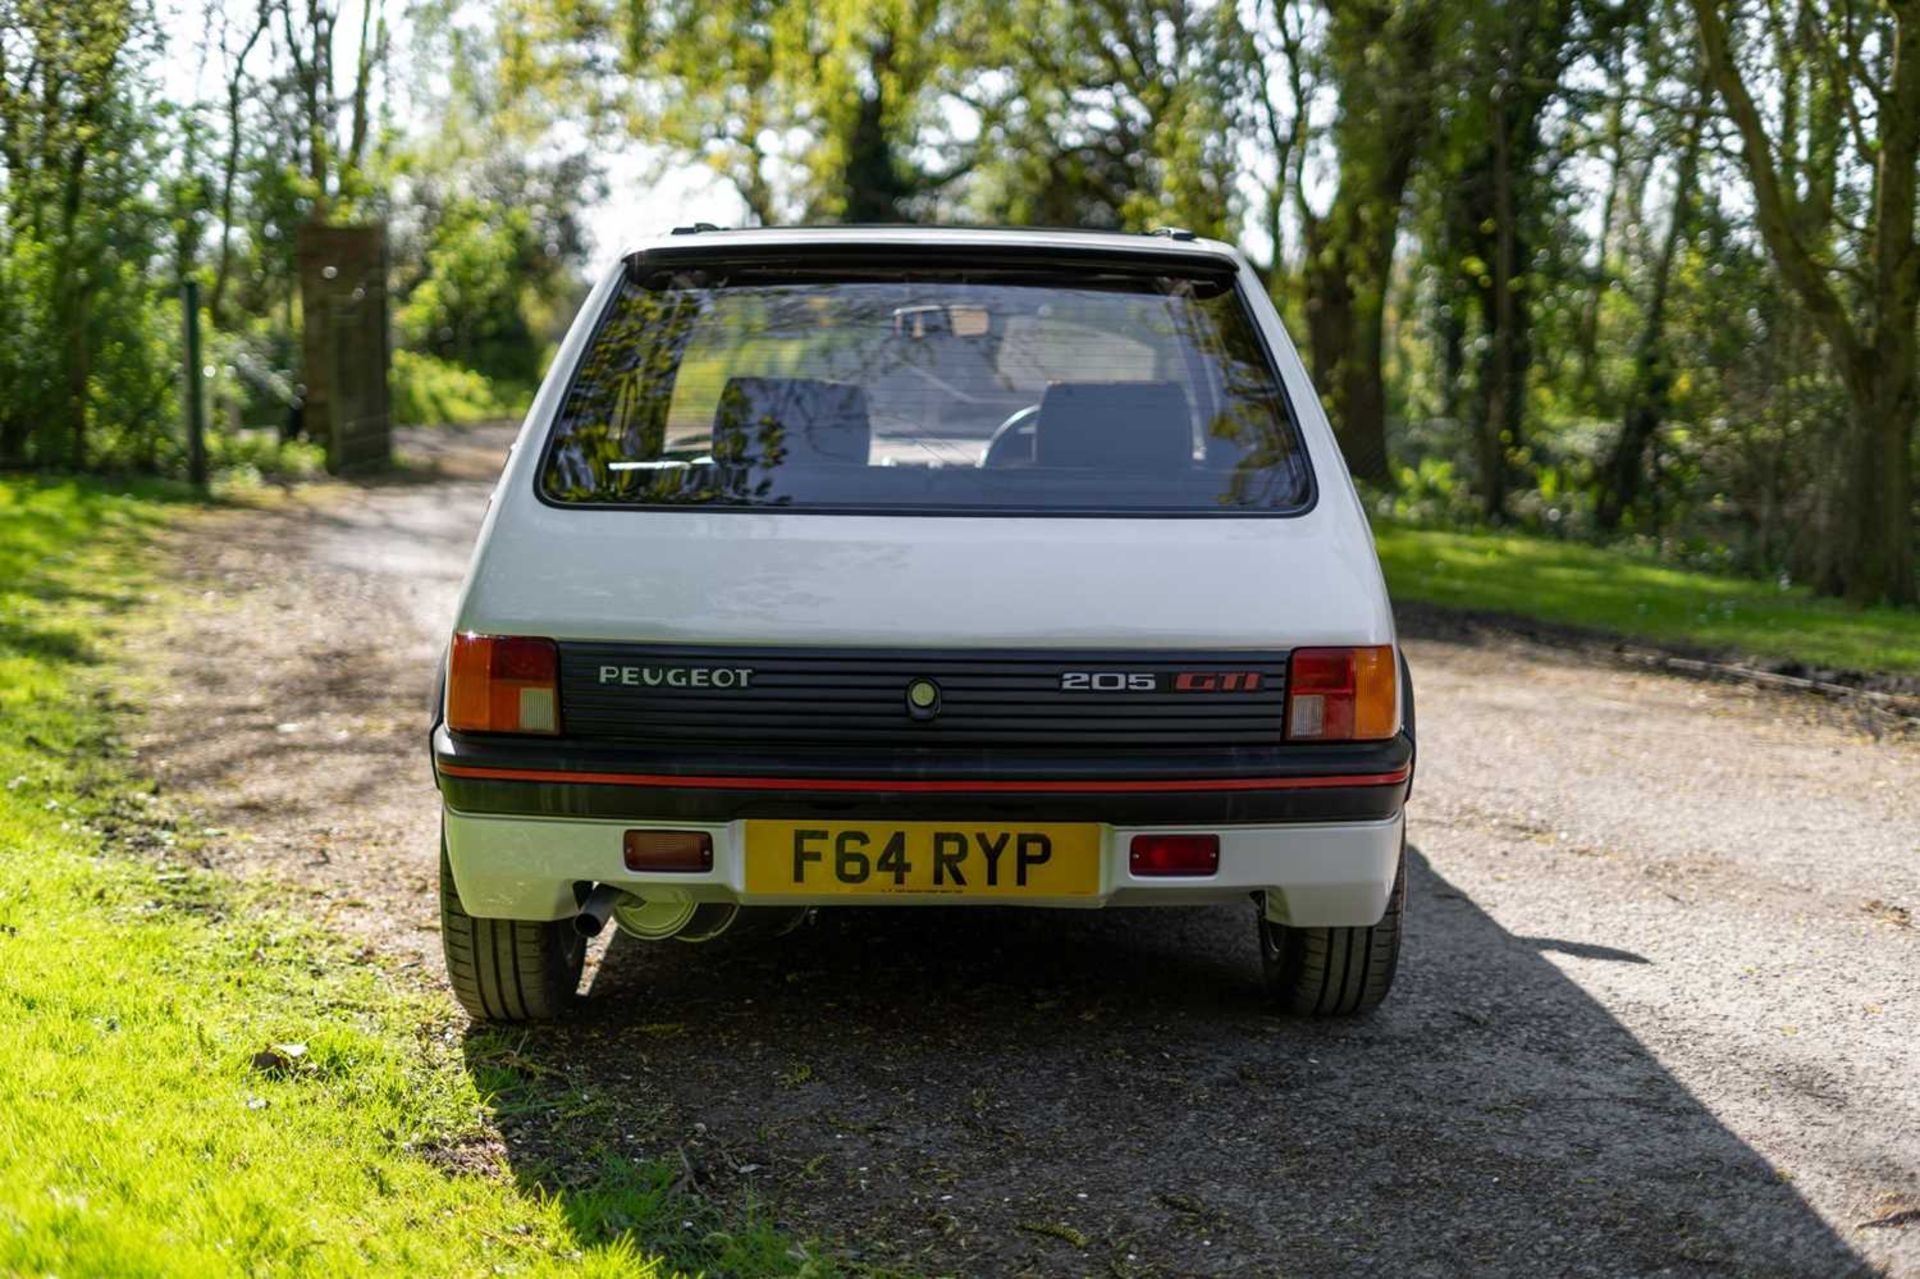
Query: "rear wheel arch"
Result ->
[[439, 831, 584, 1022], [1259, 835, 1405, 1016]]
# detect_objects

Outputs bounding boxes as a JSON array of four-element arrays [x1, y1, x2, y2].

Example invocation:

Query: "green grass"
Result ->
[[1373, 522, 1920, 676], [0, 476, 827, 1277]]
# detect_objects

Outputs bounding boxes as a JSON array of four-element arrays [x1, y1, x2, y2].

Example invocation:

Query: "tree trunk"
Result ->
[[1302, 131, 1425, 487], [1474, 88, 1522, 521], [1454, 0, 1576, 521], [1597, 88, 1703, 532], [1300, 0, 1443, 487], [1304, 219, 1356, 451], [63, 298, 89, 469], [56, 84, 102, 469], [212, 14, 269, 324], [1839, 354, 1918, 606], [838, 90, 909, 221], [1305, 197, 1402, 486], [1576, 95, 1625, 402]]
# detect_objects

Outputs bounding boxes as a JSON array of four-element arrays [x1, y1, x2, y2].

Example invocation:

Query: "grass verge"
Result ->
[[1373, 523, 1920, 678], [0, 476, 826, 1277]]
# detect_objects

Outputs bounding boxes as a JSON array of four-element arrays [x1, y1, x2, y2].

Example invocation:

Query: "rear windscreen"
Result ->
[[538, 259, 1311, 514]]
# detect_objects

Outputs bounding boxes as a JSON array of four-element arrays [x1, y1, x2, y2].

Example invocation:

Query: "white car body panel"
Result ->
[[459, 504, 1391, 649]]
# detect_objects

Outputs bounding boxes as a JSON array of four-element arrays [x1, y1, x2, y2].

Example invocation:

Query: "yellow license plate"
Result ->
[[743, 821, 1101, 897]]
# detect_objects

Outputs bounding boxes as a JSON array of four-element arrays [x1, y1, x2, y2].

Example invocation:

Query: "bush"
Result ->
[[391, 350, 529, 426], [206, 431, 327, 486]]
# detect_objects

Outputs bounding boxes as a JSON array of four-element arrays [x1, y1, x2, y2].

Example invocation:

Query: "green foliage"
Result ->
[[1376, 458, 1481, 526], [0, 0, 180, 470], [205, 430, 328, 484], [962, 0, 1247, 234], [392, 350, 531, 426], [0, 476, 831, 1276], [603, 0, 966, 224], [383, 26, 599, 390], [395, 199, 557, 387]]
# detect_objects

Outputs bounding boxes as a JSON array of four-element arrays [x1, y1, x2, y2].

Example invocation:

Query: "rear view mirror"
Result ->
[[892, 304, 991, 339]]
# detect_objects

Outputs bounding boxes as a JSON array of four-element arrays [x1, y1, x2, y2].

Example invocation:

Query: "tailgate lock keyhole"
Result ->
[[905, 677, 942, 721]]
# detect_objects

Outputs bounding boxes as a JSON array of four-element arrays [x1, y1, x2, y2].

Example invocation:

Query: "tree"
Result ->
[[1596, 70, 1706, 531], [1241, 0, 1313, 294], [962, 0, 1245, 236], [610, 0, 965, 224], [208, 1, 272, 324], [0, 0, 174, 469], [1689, 0, 1918, 604], [263, 0, 386, 221], [1433, 0, 1587, 519], [1298, 0, 1451, 484]]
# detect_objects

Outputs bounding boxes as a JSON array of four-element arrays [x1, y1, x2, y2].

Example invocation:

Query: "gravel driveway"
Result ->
[[135, 425, 1918, 1276]]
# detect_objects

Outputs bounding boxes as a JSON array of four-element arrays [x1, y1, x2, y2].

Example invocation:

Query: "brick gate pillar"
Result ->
[[296, 223, 392, 474]]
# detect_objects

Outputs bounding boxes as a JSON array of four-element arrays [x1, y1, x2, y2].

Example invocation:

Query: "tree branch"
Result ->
[[1872, 0, 1920, 341], [1688, 0, 1859, 362]]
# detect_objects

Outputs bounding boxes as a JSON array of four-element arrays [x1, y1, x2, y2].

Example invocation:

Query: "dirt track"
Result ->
[[134, 425, 1918, 1276]]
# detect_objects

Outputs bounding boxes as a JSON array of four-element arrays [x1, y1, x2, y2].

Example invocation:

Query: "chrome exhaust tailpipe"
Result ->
[[574, 883, 627, 938]]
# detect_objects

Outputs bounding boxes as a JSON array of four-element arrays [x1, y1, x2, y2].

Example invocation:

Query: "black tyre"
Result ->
[[439, 839, 584, 1022], [1259, 841, 1405, 1015]]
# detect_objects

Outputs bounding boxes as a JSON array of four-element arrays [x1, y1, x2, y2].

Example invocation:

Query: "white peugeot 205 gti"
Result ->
[[432, 225, 1414, 1021]]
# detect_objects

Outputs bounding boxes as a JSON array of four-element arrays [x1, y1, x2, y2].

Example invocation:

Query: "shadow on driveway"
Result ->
[[465, 847, 1866, 1276]]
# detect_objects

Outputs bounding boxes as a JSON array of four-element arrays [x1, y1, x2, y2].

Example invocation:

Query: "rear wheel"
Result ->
[[1259, 841, 1405, 1015], [439, 839, 584, 1022]]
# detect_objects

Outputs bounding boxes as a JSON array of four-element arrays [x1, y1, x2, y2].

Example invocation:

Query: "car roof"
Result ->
[[618, 224, 1244, 267]]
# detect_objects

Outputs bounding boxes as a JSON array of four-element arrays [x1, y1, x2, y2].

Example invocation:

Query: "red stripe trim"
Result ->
[[437, 762, 1410, 794]]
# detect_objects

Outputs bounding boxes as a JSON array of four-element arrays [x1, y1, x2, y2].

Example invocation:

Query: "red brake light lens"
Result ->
[[1286, 646, 1397, 741], [447, 633, 560, 734], [1129, 834, 1220, 876]]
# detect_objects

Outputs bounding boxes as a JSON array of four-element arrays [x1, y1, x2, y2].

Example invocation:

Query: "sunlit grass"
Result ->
[[0, 477, 826, 1277], [1373, 523, 1920, 676]]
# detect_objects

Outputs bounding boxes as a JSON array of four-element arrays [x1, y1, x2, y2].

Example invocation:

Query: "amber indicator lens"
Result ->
[[1285, 645, 1397, 741], [447, 633, 561, 735], [623, 830, 715, 873]]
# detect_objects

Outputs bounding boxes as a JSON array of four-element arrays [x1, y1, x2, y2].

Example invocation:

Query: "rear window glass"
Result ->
[[538, 259, 1311, 514]]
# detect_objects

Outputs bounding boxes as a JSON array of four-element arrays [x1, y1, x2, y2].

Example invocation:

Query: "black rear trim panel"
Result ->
[[623, 239, 1244, 283], [438, 774, 1406, 825], [559, 644, 1290, 749]]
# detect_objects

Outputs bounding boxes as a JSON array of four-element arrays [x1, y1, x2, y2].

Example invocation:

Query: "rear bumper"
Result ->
[[441, 807, 1405, 927], [434, 728, 1410, 926]]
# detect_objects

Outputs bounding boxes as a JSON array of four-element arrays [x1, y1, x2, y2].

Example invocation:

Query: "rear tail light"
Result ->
[[447, 633, 560, 734], [1130, 834, 1220, 876], [623, 830, 715, 872], [1286, 645, 1397, 741]]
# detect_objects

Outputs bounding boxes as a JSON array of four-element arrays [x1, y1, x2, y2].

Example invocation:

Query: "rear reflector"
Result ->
[[1129, 834, 1220, 876], [447, 633, 561, 735], [1286, 645, 1397, 741], [623, 830, 714, 873]]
